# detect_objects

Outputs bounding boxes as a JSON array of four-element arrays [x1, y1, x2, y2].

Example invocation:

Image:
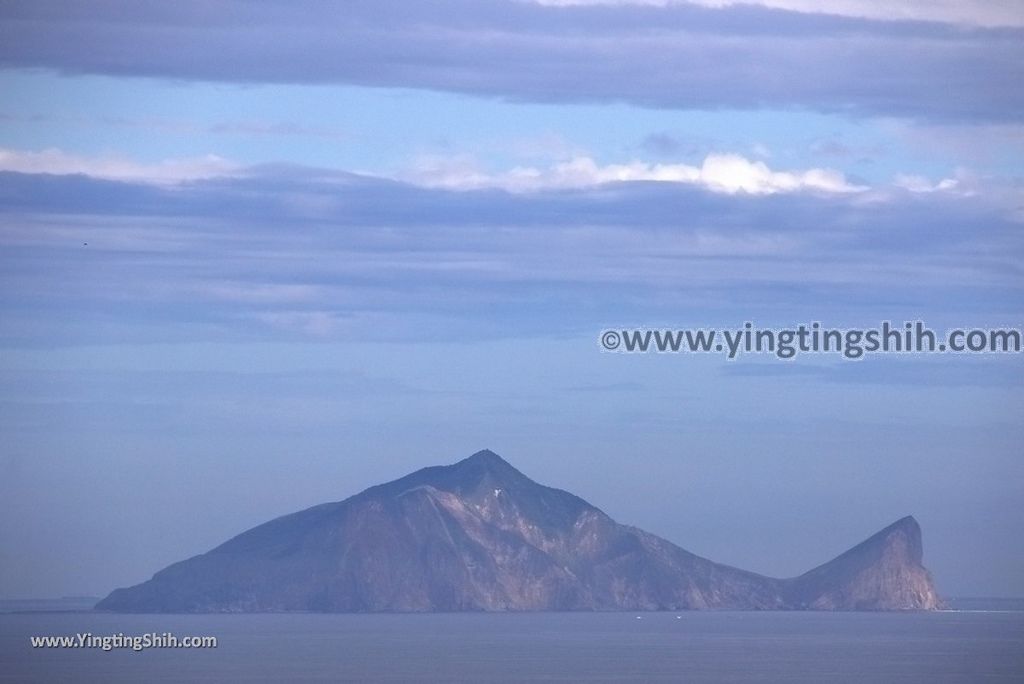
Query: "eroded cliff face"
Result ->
[[783, 516, 943, 610], [96, 450, 942, 613]]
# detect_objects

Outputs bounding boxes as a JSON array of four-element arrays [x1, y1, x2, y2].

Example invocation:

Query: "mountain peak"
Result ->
[[450, 448, 523, 483], [787, 514, 939, 610], [464, 449, 507, 465], [889, 515, 920, 533], [854, 515, 923, 563], [883, 515, 923, 562]]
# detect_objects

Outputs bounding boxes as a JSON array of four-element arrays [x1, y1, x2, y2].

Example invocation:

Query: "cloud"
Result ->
[[531, 0, 1024, 29], [1, 1, 1021, 122], [719, 356, 1024, 388], [404, 153, 867, 194], [2, 146, 994, 213], [893, 174, 960, 194], [882, 121, 1024, 165], [0, 112, 349, 141], [0, 145, 867, 196], [1, 165, 1020, 348], [0, 147, 237, 183]]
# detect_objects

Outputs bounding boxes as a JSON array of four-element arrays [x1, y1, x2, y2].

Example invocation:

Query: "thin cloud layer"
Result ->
[[0, 148, 871, 195], [1, 1, 1022, 122], [407, 153, 867, 194], [0, 147, 237, 183], [533, 0, 1024, 28], [2, 167, 1019, 345]]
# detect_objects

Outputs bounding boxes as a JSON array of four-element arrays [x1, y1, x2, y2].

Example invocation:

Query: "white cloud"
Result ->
[[2, 146, 864, 196], [6, 146, 1001, 203], [531, 0, 1024, 28], [406, 153, 867, 195], [893, 174, 961, 193], [0, 147, 238, 184], [699, 154, 864, 194]]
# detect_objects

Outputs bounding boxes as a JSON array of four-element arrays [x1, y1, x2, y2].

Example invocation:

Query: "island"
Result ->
[[97, 450, 942, 612]]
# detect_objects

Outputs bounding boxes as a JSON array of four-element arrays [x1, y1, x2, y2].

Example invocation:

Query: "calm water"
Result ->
[[2, 610, 1022, 683]]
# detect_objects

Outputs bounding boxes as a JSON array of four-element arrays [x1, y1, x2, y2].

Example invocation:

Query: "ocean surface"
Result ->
[[1, 606, 1022, 683]]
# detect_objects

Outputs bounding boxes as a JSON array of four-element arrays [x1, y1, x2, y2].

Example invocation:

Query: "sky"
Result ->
[[0, 0, 1022, 600]]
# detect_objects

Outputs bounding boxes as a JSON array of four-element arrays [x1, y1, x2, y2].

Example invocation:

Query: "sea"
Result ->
[[1, 599, 1022, 683]]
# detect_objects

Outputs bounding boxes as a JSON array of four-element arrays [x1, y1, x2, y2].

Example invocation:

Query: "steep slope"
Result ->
[[96, 450, 941, 612], [785, 516, 943, 610]]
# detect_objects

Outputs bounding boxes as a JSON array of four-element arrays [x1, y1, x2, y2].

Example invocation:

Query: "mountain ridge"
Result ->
[[96, 450, 943, 613]]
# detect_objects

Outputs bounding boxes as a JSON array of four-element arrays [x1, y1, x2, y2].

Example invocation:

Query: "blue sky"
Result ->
[[0, 0, 1022, 599]]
